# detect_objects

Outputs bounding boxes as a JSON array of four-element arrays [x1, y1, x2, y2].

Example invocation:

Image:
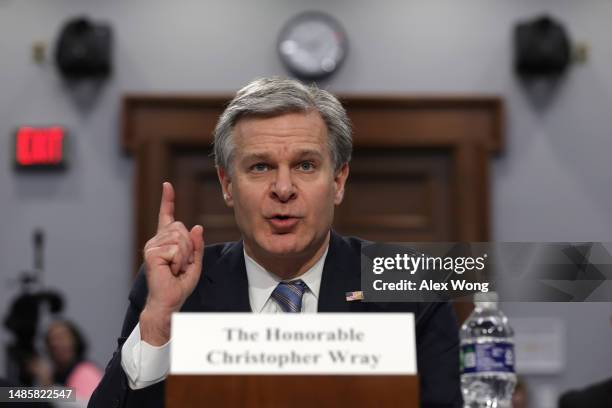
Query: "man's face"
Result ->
[[46, 322, 76, 366], [218, 111, 349, 259]]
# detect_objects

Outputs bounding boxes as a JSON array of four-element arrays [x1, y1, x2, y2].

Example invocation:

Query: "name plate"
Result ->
[[171, 313, 416, 375]]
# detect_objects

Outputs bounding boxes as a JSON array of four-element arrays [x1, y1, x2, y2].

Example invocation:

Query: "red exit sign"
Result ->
[[14, 126, 67, 168]]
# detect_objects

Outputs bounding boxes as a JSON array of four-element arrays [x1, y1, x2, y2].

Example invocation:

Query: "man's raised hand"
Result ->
[[140, 182, 204, 345]]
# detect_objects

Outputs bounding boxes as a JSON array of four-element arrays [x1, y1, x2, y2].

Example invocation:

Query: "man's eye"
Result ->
[[251, 163, 269, 172], [297, 161, 315, 171]]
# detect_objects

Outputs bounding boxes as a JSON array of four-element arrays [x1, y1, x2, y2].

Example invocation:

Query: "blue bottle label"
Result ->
[[460, 342, 515, 374]]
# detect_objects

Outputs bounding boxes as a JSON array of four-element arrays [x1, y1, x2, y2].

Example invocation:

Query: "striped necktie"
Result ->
[[271, 280, 307, 313]]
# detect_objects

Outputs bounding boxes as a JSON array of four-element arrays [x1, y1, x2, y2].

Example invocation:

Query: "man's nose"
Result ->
[[270, 166, 296, 202]]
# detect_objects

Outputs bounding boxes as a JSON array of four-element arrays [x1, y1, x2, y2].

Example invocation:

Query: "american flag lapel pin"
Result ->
[[345, 291, 364, 302]]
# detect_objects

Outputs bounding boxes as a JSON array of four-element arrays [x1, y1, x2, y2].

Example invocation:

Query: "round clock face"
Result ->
[[278, 11, 348, 80]]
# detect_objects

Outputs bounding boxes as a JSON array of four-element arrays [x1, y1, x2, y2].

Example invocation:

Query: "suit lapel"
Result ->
[[318, 231, 364, 312], [197, 240, 252, 312]]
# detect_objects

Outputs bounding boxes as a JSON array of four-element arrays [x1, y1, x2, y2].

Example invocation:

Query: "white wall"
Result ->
[[1, 0, 611, 404]]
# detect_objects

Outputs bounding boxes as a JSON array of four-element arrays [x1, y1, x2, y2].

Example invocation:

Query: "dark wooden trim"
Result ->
[[134, 139, 170, 271], [166, 375, 419, 407], [122, 95, 503, 153]]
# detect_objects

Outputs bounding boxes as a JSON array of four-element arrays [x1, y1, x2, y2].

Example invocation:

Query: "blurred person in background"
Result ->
[[28, 320, 102, 403], [512, 377, 528, 408]]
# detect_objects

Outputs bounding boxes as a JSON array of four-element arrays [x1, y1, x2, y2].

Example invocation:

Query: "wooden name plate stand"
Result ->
[[166, 375, 418, 407]]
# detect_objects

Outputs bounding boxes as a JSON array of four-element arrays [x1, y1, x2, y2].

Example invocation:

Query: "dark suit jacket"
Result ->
[[88, 231, 462, 408], [559, 377, 612, 408]]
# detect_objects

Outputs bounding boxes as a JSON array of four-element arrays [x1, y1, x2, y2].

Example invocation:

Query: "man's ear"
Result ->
[[217, 166, 234, 207], [333, 163, 349, 205]]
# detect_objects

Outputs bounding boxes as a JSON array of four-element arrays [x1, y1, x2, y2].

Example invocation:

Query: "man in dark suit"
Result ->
[[559, 377, 612, 408], [88, 77, 462, 408]]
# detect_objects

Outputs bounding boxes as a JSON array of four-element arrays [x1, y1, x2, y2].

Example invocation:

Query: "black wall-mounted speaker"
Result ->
[[55, 16, 112, 79], [514, 15, 571, 77]]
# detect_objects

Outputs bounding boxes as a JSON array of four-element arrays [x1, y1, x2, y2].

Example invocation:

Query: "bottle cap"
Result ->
[[473, 291, 498, 303]]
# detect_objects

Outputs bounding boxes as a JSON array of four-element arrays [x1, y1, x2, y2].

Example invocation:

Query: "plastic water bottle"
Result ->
[[460, 292, 516, 408]]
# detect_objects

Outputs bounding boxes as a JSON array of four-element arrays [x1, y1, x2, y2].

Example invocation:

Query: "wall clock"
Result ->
[[278, 11, 348, 80]]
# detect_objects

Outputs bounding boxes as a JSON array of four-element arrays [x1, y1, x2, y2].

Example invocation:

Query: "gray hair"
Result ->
[[213, 77, 352, 173]]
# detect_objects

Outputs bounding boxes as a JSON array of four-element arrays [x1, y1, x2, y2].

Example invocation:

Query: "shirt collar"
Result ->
[[244, 245, 328, 313]]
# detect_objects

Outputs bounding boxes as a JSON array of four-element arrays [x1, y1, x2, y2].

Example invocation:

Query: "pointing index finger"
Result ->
[[158, 182, 175, 231]]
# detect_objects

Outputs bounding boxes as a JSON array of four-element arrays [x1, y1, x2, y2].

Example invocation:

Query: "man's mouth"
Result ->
[[267, 215, 301, 231]]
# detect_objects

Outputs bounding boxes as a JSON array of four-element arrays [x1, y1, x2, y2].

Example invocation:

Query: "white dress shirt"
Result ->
[[121, 246, 328, 390]]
